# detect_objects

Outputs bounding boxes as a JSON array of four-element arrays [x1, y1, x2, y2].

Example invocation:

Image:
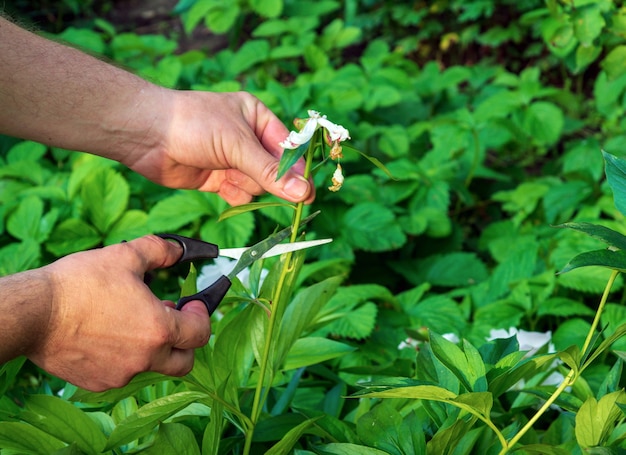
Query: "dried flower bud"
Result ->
[[328, 164, 344, 192]]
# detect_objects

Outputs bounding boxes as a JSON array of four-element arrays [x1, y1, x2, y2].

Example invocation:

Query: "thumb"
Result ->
[[240, 147, 314, 203]]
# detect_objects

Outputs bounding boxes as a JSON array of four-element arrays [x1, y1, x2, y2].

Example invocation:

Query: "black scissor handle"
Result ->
[[158, 233, 219, 263], [176, 275, 231, 315]]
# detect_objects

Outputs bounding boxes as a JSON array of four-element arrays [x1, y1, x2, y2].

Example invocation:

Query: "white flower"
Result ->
[[279, 110, 350, 150]]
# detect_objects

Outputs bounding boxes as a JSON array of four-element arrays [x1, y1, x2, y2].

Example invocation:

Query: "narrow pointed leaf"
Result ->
[[343, 144, 396, 180], [105, 391, 208, 450], [219, 201, 295, 221], [276, 142, 308, 180], [555, 222, 626, 250], [265, 417, 323, 455], [603, 150, 626, 216], [21, 395, 107, 453], [558, 249, 626, 274]]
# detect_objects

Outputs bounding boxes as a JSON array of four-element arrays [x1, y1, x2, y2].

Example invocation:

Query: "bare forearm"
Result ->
[[0, 269, 52, 363], [0, 16, 166, 162]]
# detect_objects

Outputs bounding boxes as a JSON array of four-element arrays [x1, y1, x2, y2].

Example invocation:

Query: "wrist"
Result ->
[[0, 268, 54, 362]]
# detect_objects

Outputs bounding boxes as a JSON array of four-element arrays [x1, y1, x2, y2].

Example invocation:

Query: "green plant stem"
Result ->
[[243, 136, 317, 455], [500, 269, 619, 454]]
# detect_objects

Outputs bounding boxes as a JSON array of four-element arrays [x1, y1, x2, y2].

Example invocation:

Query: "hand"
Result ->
[[123, 90, 315, 206], [27, 235, 210, 392]]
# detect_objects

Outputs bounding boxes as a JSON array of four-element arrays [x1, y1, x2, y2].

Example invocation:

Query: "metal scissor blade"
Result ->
[[228, 210, 320, 277], [220, 238, 333, 260]]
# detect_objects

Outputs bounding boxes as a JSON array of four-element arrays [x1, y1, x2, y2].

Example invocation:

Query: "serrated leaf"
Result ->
[[147, 191, 211, 232], [6, 195, 44, 241], [324, 302, 378, 339], [46, 219, 101, 256], [343, 203, 406, 252], [81, 168, 129, 233], [105, 210, 149, 245], [0, 239, 40, 275], [200, 208, 254, 247]]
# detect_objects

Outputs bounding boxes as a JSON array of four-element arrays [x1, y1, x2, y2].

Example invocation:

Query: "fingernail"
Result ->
[[284, 176, 310, 200]]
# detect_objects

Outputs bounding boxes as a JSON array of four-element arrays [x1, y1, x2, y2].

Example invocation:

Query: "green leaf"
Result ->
[[558, 249, 626, 274], [573, 5, 605, 45], [219, 201, 295, 221], [200, 206, 254, 248], [147, 191, 212, 232], [265, 417, 322, 455], [430, 332, 474, 392], [277, 142, 308, 181], [603, 150, 626, 216], [276, 277, 342, 366], [105, 210, 149, 245], [0, 421, 66, 453], [523, 101, 564, 146], [355, 401, 404, 453], [343, 203, 406, 252], [226, 40, 270, 76], [575, 391, 626, 448], [21, 395, 107, 453], [315, 443, 390, 455], [143, 423, 200, 455], [105, 391, 208, 450], [343, 144, 396, 179], [7, 140, 48, 163], [601, 45, 626, 80], [46, 219, 101, 256], [81, 167, 129, 233], [283, 338, 355, 370], [0, 239, 40, 275], [205, 2, 240, 34], [6, 195, 44, 241], [556, 222, 626, 251], [180, 263, 198, 298]]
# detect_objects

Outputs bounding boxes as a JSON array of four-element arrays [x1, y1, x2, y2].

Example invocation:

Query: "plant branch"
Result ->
[[500, 269, 620, 454], [244, 132, 318, 455]]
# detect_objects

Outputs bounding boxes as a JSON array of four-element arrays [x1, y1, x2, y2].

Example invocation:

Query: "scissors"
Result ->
[[158, 211, 331, 316]]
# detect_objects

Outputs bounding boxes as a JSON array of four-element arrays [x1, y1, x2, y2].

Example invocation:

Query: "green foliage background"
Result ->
[[4, 0, 626, 453]]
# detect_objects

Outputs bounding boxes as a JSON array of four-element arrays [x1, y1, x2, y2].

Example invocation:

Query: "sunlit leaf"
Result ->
[[575, 391, 626, 448]]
